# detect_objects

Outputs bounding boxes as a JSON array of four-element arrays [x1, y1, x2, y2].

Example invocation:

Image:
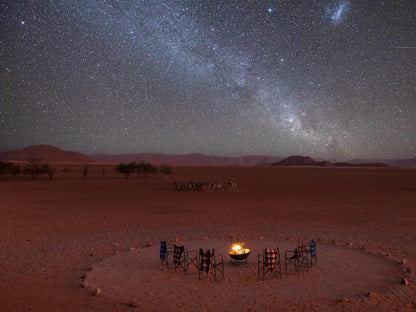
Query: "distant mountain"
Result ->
[[351, 158, 416, 168], [90, 153, 283, 166], [0, 145, 93, 163], [272, 155, 392, 168], [1, 144, 414, 167], [271, 155, 317, 166], [388, 158, 416, 167]]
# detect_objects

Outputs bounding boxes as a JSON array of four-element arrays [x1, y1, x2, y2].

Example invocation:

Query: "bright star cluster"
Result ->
[[1, 0, 415, 160]]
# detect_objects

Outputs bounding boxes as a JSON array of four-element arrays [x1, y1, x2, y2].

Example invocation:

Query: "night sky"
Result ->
[[1, 1, 415, 160]]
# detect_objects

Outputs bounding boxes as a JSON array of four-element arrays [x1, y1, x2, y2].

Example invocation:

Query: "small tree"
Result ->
[[160, 164, 173, 177], [10, 164, 21, 179], [0, 161, 20, 179], [23, 162, 50, 178], [48, 168, 56, 180], [136, 161, 158, 177], [115, 162, 137, 178], [82, 167, 88, 179], [0, 160, 13, 176]]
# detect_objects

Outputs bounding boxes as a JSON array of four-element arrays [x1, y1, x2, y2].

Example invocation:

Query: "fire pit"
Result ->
[[229, 242, 250, 261]]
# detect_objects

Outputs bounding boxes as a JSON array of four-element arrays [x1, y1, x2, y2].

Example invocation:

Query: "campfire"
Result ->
[[229, 242, 250, 260]]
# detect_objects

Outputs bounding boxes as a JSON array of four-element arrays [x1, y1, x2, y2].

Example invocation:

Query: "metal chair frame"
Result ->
[[258, 248, 282, 280], [307, 239, 317, 266], [198, 248, 224, 281], [285, 243, 309, 274], [173, 244, 198, 274], [160, 241, 174, 269]]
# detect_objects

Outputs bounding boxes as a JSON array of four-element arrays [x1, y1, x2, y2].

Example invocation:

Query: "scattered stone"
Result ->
[[401, 278, 410, 286], [406, 267, 414, 275], [89, 265, 95, 271], [82, 273, 88, 279], [362, 246, 367, 250], [129, 298, 139, 307], [93, 288, 102, 296], [115, 250, 120, 254], [331, 240, 338, 245], [174, 238, 180, 242], [401, 259, 407, 265], [81, 281, 89, 288], [366, 292, 378, 299], [114, 243, 120, 247], [129, 247, 135, 251], [347, 241, 353, 246], [260, 236, 264, 240], [340, 297, 350, 303], [145, 242, 152, 248], [203, 237, 208, 240], [90, 251, 97, 256]]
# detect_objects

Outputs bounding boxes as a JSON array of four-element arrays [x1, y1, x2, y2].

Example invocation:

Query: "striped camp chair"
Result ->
[[173, 244, 197, 274], [258, 248, 281, 280], [285, 243, 309, 274], [160, 241, 173, 268], [307, 239, 317, 266], [198, 249, 224, 281]]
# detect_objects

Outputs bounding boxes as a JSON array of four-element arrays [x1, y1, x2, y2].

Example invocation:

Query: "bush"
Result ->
[[115, 162, 137, 178], [160, 165, 173, 175], [23, 162, 51, 178]]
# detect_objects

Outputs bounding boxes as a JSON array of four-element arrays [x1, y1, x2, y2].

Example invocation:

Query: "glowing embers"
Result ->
[[229, 242, 250, 261]]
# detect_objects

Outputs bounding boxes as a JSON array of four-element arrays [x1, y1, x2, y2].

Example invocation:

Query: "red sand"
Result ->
[[0, 165, 415, 311]]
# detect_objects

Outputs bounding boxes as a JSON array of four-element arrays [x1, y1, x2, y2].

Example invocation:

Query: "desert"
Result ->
[[1, 164, 415, 311]]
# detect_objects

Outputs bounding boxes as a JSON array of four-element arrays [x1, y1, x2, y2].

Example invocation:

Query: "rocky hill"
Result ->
[[0, 145, 93, 163]]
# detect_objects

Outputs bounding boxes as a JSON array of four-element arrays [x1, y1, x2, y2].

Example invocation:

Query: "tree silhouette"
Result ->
[[115, 162, 137, 178]]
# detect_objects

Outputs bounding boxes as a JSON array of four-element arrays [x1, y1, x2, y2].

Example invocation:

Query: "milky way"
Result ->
[[1, 0, 415, 160]]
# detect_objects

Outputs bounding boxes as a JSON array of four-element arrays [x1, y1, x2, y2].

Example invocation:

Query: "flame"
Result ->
[[230, 242, 250, 255]]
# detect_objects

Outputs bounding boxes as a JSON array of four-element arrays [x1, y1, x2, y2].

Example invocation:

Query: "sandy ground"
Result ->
[[0, 165, 415, 311]]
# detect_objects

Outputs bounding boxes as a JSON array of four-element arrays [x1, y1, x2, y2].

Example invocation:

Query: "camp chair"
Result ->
[[173, 244, 197, 274], [160, 241, 173, 268], [258, 248, 281, 280], [306, 239, 317, 266], [198, 249, 224, 281], [285, 243, 309, 274]]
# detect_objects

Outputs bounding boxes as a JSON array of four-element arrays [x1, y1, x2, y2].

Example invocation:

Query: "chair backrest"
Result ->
[[160, 241, 167, 259], [264, 248, 279, 269], [174, 245, 185, 263], [199, 248, 213, 272], [296, 244, 306, 258], [310, 239, 316, 256]]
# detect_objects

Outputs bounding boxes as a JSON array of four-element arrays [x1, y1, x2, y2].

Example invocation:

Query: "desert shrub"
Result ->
[[82, 167, 88, 179], [115, 162, 137, 178], [136, 162, 158, 176], [10, 164, 21, 178], [160, 164, 173, 175], [0, 161, 20, 178], [48, 168, 56, 180], [0, 160, 13, 175], [23, 162, 51, 178]]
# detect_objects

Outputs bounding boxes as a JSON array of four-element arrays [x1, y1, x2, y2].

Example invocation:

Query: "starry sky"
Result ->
[[1, 0, 415, 160]]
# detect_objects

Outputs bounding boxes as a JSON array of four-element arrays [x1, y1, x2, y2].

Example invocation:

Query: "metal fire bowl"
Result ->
[[229, 251, 250, 260]]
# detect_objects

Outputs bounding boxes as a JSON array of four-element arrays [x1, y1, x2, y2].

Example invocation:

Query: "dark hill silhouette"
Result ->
[[273, 155, 391, 168], [271, 155, 317, 166], [1, 145, 93, 163], [1, 145, 413, 167]]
